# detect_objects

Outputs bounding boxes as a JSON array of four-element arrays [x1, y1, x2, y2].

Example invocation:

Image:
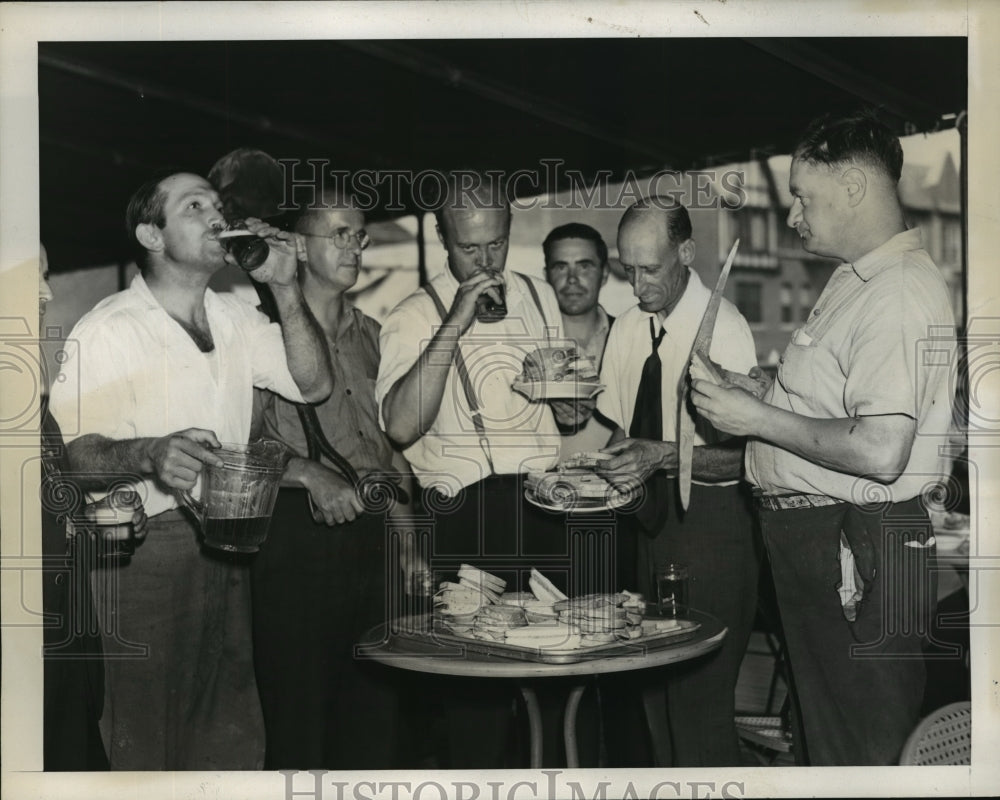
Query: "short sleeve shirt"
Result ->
[[746, 228, 956, 502], [259, 303, 393, 476], [375, 265, 565, 494]]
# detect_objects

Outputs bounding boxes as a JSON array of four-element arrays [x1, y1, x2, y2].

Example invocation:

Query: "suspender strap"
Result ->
[[517, 273, 550, 343], [423, 281, 495, 473]]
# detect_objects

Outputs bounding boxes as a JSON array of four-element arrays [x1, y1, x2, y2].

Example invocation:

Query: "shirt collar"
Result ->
[[594, 304, 610, 337], [648, 267, 706, 338], [129, 272, 160, 308], [130, 271, 219, 316], [851, 228, 923, 282]]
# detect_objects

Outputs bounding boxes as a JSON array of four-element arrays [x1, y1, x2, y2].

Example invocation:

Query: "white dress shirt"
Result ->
[[598, 268, 757, 486], [48, 273, 304, 516]]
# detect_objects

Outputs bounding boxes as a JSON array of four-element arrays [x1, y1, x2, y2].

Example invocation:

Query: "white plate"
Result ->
[[524, 486, 631, 514], [511, 380, 605, 401]]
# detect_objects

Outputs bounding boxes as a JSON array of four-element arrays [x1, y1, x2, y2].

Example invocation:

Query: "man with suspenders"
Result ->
[[376, 171, 586, 767]]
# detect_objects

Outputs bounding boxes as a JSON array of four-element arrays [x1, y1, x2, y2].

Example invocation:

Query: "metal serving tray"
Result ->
[[389, 616, 702, 665]]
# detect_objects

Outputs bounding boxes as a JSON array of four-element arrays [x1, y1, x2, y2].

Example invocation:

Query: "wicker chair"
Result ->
[[898, 701, 971, 765]]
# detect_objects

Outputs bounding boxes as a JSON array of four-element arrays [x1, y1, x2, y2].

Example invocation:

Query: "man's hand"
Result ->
[[143, 428, 223, 490], [444, 270, 505, 335], [83, 488, 149, 538], [690, 352, 772, 400], [300, 461, 365, 526], [597, 438, 677, 488], [550, 397, 596, 427], [689, 375, 767, 438], [239, 217, 299, 287]]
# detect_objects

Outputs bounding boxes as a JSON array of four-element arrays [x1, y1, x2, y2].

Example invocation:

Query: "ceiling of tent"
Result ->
[[38, 37, 967, 271]]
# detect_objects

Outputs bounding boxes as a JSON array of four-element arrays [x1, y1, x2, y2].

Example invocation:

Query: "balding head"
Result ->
[[434, 171, 512, 281], [434, 171, 511, 243], [618, 197, 693, 248], [294, 188, 357, 235], [617, 197, 695, 318]]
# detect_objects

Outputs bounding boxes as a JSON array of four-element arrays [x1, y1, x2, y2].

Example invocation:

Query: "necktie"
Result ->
[[628, 317, 669, 535]]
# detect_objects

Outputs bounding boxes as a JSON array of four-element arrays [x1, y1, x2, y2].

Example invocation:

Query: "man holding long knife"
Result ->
[[691, 111, 956, 765], [595, 197, 761, 766]]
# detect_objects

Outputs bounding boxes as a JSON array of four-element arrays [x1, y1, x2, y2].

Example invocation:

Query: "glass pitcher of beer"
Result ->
[[178, 440, 289, 553]]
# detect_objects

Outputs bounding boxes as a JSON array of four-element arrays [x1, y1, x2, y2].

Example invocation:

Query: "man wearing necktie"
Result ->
[[595, 198, 759, 767]]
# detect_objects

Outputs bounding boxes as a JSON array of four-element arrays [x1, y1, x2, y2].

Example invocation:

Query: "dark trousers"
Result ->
[[757, 499, 933, 765], [93, 511, 265, 770], [251, 488, 401, 769], [43, 534, 108, 771], [423, 474, 575, 768], [603, 480, 759, 767]]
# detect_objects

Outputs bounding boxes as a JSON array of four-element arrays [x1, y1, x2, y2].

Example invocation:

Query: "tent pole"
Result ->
[[957, 110, 968, 333], [416, 211, 427, 287]]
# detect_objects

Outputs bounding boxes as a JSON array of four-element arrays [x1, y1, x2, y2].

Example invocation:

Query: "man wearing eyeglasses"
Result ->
[[376, 171, 587, 767], [245, 189, 421, 770]]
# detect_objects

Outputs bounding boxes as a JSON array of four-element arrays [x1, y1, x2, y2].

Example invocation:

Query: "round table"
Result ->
[[360, 608, 726, 767]]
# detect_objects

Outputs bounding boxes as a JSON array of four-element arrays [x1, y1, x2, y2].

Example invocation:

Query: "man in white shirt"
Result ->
[[377, 171, 585, 767], [542, 222, 617, 459], [596, 198, 759, 767], [48, 170, 332, 770]]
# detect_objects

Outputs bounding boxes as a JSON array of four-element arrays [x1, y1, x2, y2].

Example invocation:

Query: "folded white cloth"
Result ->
[[837, 535, 865, 622]]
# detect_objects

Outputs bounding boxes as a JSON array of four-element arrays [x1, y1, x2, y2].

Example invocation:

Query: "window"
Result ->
[[780, 283, 793, 324], [942, 219, 962, 265], [738, 209, 770, 252], [799, 283, 813, 322], [735, 281, 763, 324]]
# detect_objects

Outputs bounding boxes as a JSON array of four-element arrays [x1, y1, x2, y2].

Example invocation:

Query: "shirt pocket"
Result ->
[[778, 328, 820, 403]]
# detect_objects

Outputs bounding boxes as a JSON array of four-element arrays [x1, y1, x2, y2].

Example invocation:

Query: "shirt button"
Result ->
[[346, 388, 352, 395], [813, 308, 821, 316], [358, 430, 364, 437]]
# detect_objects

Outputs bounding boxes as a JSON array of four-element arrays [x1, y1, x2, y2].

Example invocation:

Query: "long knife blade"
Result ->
[[677, 238, 740, 510]]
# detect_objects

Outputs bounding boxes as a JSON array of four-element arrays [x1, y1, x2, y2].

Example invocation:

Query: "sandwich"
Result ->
[[519, 347, 600, 385]]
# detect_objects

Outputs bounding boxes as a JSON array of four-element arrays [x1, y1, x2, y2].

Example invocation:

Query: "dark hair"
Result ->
[[619, 197, 693, 246], [207, 147, 285, 220], [793, 109, 904, 183], [542, 223, 609, 266], [124, 170, 174, 269], [431, 170, 511, 237]]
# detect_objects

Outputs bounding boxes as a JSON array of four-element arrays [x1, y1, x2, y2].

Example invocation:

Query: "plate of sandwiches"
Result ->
[[427, 567, 698, 663], [511, 346, 605, 401], [523, 453, 636, 513]]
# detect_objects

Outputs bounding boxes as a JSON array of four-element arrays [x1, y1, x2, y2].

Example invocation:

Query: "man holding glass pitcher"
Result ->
[[48, 170, 333, 770]]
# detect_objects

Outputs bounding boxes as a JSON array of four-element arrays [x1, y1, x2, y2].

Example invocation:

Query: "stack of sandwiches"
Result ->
[[433, 567, 655, 652]]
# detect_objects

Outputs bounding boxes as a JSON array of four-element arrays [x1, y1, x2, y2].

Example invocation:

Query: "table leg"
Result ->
[[519, 685, 543, 768], [563, 684, 586, 768]]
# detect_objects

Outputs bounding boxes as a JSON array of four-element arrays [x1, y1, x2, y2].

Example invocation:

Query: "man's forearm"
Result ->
[[269, 283, 334, 402], [751, 405, 915, 480], [692, 440, 745, 482], [383, 325, 461, 447], [65, 434, 155, 481]]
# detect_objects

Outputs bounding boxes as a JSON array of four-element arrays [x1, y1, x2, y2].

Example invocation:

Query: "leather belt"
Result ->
[[754, 491, 842, 511]]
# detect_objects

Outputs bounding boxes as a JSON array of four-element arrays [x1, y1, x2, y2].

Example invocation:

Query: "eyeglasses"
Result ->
[[300, 227, 371, 251]]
